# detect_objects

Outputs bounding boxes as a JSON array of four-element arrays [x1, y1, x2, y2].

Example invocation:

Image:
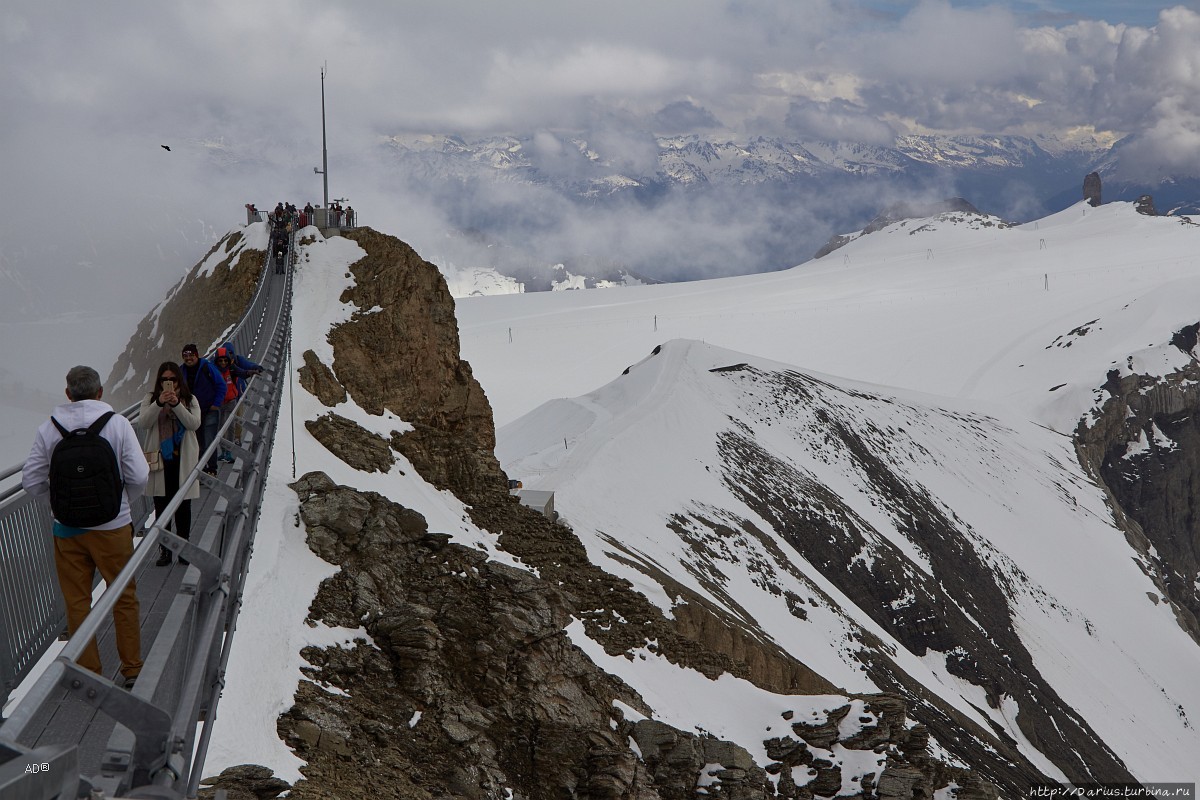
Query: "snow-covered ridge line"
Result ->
[[473, 201, 1200, 783]]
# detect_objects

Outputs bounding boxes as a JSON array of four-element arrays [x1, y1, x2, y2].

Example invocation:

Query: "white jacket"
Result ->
[[138, 393, 202, 501], [23, 399, 150, 530]]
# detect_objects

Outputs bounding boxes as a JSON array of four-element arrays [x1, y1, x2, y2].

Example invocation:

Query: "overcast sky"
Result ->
[[1, 1, 1197, 365]]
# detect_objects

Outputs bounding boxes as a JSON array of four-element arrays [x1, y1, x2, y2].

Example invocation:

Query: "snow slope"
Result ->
[[457, 201, 1200, 432], [205, 201, 1200, 783], [499, 339, 1200, 780], [457, 201, 1200, 779]]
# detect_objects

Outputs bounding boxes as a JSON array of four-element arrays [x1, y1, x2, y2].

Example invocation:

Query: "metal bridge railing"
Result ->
[[0, 224, 283, 717], [0, 222, 295, 799]]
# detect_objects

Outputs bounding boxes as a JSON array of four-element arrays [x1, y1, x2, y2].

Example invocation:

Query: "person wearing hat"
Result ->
[[212, 346, 253, 463], [178, 344, 226, 476]]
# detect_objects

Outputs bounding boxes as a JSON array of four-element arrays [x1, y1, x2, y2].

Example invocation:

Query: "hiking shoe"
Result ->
[[155, 548, 173, 567]]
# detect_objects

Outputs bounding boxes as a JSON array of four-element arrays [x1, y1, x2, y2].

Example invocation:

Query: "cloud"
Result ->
[[652, 101, 723, 133], [1102, 7, 1200, 179], [3, 0, 1200, 362], [785, 98, 897, 144], [1110, 102, 1200, 181]]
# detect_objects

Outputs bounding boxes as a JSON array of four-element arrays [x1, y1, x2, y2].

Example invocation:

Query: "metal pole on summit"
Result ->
[[314, 63, 330, 212]]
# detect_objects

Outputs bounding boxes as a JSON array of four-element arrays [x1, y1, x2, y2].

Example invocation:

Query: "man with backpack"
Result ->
[[21, 365, 149, 688]]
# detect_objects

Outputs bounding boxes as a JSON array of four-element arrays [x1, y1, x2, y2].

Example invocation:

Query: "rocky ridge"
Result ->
[[706, 366, 1133, 784], [104, 228, 264, 409], [202, 227, 999, 798]]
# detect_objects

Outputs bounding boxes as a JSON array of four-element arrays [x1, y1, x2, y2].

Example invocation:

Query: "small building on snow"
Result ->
[[515, 489, 556, 522]]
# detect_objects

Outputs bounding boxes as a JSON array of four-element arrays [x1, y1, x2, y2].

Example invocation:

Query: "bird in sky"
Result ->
[[161, 144, 171, 151]]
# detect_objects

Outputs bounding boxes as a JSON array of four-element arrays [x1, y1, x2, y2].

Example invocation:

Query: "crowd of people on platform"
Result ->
[[246, 200, 357, 273], [245, 200, 356, 229]]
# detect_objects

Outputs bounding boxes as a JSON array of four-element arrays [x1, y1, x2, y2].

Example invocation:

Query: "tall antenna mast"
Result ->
[[320, 63, 329, 210]]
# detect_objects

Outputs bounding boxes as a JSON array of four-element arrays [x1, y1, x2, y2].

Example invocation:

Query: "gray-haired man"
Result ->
[[22, 365, 149, 686]]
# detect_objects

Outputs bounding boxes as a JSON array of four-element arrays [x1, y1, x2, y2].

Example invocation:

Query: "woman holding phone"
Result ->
[[138, 361, 201, 566]]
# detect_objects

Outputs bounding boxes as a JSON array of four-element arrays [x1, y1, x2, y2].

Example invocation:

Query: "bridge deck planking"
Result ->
[[17, 473, 231, 778]]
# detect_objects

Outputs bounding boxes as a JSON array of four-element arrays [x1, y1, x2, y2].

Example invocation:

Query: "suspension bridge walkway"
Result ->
[[0, 238, 295, 800]]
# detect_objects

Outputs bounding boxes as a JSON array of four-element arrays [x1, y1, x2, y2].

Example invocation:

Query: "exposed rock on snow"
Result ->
[[1084, 172, 1103, 207], [1078, 347, 1200, 643], [209, 227, 997, 798], [105, 225, 267, 408]]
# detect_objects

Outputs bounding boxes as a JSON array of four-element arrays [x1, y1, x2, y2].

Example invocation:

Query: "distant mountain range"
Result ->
[[384, 131, 1113, 191], [382, 130, 1200, 285]]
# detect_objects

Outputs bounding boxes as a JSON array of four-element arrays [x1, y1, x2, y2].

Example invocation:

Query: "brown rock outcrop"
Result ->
[[304, 413, 395, 474], [332, 228, 495, 452], [298, 350, 347, 407], [106, 229, 265, 409], [212, 227, 1000, 798], [198, 764, 290, 800]]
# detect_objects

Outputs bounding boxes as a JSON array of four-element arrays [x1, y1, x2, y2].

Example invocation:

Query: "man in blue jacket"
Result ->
[[179, 343, 225, 475]]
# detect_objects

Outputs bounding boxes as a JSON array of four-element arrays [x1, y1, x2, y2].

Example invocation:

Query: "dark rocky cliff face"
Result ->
[[1075, 330, 1200, 644], [203, 228, 1000, 799], [709, 368, 1133, 787]]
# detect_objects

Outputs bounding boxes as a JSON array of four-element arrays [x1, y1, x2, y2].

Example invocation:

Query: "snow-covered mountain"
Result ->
[[46, 198, 1196, 796], [495, 339, 1195, 782], [457, 201, 1200, 784], [441, 260, 659, 298], [383, 132, 1109, 194], [378, 129, 1129, 285]]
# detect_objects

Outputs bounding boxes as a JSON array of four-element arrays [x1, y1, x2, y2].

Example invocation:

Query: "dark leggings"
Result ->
[[153, 456, 191, 541]]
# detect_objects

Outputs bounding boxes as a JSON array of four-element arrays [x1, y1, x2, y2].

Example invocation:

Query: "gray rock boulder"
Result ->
[[1084, 172, 1102, 207]]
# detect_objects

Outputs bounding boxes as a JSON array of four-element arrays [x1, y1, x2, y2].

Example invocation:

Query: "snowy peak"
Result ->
[[383, 132, 1108, 186], [219, 229, 1005, 797], [814, 197, 1012, 258], [440, 259, 660, 297], [499, 338, 1200, 786]]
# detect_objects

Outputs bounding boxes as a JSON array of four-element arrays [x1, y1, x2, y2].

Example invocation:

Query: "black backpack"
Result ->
[[49, 411, 124, 529]]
